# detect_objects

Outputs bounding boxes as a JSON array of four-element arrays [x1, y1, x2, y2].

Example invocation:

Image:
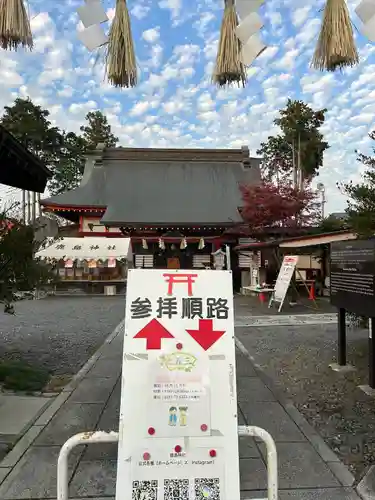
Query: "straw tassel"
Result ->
[[212, 0, 247, 87], [0, 0, 33, 51], [159, 238, 165, 250], [105, 0, 137, 88], [142, 238, 148, 250], [311, 0, 359, 72], [198, 237, 205, 250]]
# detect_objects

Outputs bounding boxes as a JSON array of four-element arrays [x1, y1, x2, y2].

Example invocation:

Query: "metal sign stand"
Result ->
[[57, 426, 278, 500], [57, 269, 279, 500]]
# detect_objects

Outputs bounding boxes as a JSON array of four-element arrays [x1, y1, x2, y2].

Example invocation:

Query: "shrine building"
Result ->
[[40, 145, 261, 292]]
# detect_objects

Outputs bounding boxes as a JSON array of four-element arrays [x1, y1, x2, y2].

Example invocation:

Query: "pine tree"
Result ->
[[258, 99, 329, 187], [342, 131, 375, 236], [80, 110, 118, 149]]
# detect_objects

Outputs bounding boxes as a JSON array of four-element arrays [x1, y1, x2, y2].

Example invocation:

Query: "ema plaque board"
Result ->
[[330, 240, 375, 316], [116, 269, 240, 500]]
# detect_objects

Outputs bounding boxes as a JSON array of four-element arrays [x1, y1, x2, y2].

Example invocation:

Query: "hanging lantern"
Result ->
[[311, 0, 359, 72], [180, 237, 187, 250], [159, 238, 165, 250], [108, 257, 116, 268], [105, 0, 137, 88], [65, 259, 74, 268], [212, 0, 247, 87], [198, 237, 205, 250], [142, 238, 148, 250], [0, 0, 33, 51], [171, 244, 176, 250]]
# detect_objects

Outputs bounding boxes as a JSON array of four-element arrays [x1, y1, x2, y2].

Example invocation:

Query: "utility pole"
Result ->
[[292, 139, 297, 188], [317, 183, 326, 220], [297, 132, 303, 190]]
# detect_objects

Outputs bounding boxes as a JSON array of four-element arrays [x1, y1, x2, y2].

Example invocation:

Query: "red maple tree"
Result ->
[[239, 181, 319, 230]]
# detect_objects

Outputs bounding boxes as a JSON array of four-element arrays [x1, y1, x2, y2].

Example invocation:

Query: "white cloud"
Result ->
[[129, 101, 152, 116], [0, 70, 23, 87], [131, 4, 151, 19], [159, 0, 181, 20], [142, 27, 160, 43], [292, 7, 312, 27], [68, 101, 98, 115]]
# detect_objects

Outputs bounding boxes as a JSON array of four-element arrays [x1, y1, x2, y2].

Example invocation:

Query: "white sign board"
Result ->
[[116, 269, 240, 500], [271, 255, 299, 312]]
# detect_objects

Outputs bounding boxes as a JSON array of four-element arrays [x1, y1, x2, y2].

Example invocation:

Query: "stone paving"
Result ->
[[0, 318, 362, 500], [0, 296, 125, 375]]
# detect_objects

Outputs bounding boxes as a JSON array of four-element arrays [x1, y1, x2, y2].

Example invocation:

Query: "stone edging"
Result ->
[[0, 319, 125, 483], [234, 336, 358, 492]]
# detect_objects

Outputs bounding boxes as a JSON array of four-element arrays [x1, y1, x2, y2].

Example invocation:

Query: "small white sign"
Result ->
[[116, 269, 240, 500], [272, 255, 299, 309]]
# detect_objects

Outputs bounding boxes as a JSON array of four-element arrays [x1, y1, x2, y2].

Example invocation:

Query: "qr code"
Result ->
[[194, 478, 221, 500], [164, 478, 189, 499], [132, 480, 158, 500]]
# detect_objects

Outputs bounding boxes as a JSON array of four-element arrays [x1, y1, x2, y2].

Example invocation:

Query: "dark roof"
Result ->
[[0, 124, 51, 192], [42, 146, 261, 227], [233, 229, 356, 251], [42, 165, 107, 208]]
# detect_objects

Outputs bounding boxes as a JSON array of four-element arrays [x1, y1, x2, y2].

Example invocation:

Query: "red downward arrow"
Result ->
[[133, 318, 174, 350], [186, 319, 226, 351]]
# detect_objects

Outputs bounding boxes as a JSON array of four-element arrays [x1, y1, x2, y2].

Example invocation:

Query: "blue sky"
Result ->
[[1, 0, 375, 215]]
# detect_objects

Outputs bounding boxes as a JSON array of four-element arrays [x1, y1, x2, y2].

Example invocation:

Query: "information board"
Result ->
[[270, 255, 299, 311], [330, 240, 375, 316], [116, 269, 240, 500]]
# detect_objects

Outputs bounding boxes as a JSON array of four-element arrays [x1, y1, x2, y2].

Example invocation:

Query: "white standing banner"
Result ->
[[116, 269, 240, 500], [270, 255, 299, 312]]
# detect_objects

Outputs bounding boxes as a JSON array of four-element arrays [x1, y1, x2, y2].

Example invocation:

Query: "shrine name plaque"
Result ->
[[330, 240, 375, 316]]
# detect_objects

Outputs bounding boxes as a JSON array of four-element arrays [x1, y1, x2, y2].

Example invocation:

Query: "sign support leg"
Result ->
[[359, 318, 375, 395], [338, 307, 346, 366], [369, 318, 375, 389], [330, 308, 355, 373]]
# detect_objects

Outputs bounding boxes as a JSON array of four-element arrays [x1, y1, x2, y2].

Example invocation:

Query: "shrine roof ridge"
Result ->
[[101, 146, 254, 163]]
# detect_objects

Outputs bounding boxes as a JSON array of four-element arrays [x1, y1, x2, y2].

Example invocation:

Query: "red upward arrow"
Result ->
[[186, 319, 226, 351], [133, 318, 174, 350]]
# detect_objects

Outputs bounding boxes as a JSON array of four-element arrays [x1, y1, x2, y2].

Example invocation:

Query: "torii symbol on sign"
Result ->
[[163, 273, 198, 296], [186, 319, 226, 351], [133, 318, 174, 350]]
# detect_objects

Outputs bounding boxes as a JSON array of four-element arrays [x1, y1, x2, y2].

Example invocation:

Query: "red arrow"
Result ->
[[186, 319, 226, 351], [133, 318, 174, 350]]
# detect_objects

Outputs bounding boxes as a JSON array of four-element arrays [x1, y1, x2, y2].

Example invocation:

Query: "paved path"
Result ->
[[0, 317, 362, 500]]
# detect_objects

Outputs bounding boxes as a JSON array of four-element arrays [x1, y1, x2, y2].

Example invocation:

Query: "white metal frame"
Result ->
[[57, 425, 277, 500]]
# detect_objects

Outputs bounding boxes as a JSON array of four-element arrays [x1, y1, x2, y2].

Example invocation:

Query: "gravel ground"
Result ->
[[235, 322, 375, 482], [0, 297, 125, 375]]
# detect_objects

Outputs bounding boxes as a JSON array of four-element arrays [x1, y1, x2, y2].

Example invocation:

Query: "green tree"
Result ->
[[48, 132, 87, 195], [80, 110, 118, 149], [257, 99, 329, 187], [342, 131, 375, 236], [0, 204, 55, 310], [0, 97, 63, 166], [48, 110, 118, 194]]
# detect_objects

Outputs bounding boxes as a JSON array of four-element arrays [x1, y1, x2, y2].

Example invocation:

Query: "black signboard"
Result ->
[[330, 240, 375, 316]]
